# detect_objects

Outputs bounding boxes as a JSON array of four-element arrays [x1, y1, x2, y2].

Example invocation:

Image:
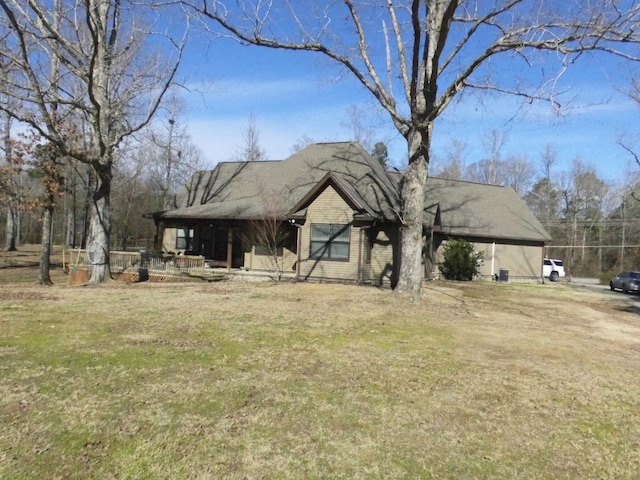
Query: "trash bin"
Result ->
[[499, 268, 509, 282]]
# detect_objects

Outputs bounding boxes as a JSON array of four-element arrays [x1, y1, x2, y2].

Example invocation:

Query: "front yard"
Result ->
[[1, 261, 639, 478]]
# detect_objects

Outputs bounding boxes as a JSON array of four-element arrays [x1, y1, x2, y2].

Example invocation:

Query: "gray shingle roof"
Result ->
[[160, 142, 400, 221], [158, 142, 550, 243], [424, 177, 551, 242]]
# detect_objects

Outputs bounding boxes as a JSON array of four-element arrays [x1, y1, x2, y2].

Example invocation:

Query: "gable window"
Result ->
[[176, 227, 194, 250], [310, 224, 350, 261]]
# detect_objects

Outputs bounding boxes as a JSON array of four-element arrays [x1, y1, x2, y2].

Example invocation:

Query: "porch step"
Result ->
[[203, 272, 227, 282]]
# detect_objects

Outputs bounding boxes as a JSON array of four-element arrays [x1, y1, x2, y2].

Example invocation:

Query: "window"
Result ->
[[176, 227, 194, 250], [310, 224, 350, 260]]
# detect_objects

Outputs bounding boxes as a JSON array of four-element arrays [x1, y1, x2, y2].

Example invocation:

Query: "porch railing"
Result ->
[[65, 249, 206, 277]]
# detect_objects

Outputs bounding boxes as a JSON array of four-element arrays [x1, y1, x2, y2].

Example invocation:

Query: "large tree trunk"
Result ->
[[3, 111, 17, 252], [65, 167, 76, 248], [395, 128, 430, 301], [37, 205, 53, 285], [88, 164, 111, 284], [80, 165, 93, 249], [5, 207, 17, 251], [66, 205, 75, 248]]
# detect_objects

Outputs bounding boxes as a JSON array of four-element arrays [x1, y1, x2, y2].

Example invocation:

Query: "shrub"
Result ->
[[439, 239, 483, 281]]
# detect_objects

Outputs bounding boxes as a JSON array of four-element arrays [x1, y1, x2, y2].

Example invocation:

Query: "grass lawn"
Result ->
[[1, 260, 639, 478]]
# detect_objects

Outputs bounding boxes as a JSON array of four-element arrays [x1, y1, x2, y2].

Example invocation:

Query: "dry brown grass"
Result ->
[[0, 244, 66, 285], [1, 253, 639, 479]]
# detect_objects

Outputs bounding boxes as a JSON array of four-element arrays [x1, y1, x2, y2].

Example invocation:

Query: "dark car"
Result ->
[[609, 271, 640, 293]]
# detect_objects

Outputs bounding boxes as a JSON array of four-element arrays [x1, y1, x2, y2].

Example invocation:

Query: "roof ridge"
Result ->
[[313, 141, 354, 146], [429, 176, 507, 188], [219, 159, 283, 165]]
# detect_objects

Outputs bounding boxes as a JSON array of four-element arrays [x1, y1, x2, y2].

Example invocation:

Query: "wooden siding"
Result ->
[[244, 246, 297, 274], [299, 185, 360, 282], [366, 227, 396, 285], [435, 238, 544, 280], [477, 242, 543, 279]]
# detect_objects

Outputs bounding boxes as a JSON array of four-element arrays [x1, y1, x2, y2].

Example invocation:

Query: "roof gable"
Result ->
[[287, 173, 373, 219], [275, 142, 401, 220]]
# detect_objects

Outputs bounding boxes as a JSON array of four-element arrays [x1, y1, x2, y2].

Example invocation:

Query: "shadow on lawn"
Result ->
[[613, 302, 640, 315]]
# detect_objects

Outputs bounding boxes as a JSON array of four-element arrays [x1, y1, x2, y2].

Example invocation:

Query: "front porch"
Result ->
[[154, 220, 299, 276], [64, 248, 298, 284]]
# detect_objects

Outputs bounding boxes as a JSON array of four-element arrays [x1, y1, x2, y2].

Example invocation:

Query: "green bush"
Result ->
[[439, 239, 483, 281]]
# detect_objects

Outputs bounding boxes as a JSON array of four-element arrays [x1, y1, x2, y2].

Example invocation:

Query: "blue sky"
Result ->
[[179, 35, 640, 187]]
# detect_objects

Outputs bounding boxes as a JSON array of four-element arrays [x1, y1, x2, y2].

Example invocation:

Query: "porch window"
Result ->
[[176, 227, 194, 250], [310, 224, 350, 261]]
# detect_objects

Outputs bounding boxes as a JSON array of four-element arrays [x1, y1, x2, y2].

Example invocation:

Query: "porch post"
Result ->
[[295, 223, 302, 280], [155, 221, 165, 252], [491, 241, 495, 278], [227, 228, 233, 272], [357, 227, 363, 284]]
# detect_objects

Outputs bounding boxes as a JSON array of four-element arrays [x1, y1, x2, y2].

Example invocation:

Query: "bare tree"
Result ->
[[524, 146, 560, 233], [240, 180, 292, 280], [502, 154, 535, 195], [560, 158, 608, 271], [111, 139, 145, 251], [432, 139, 466, 180], [524, 177, 560, 230], [62, 159, 79, 248], [540, 145, 557, 181], [0, 0, 186, 283], [0, 128, 65, 282], [234, 113, 267, 162], [536, 144, 560, 230], [186, 0, 640, 299], [619, 72, 640, 198], [33, 143, 68, 285], [342, 104, 375, 152], [0, 110, 18, 251], [291, 134, 317, 153], [0, 29, 21, 251], [628, 73, 640, 106], [243, 215, 291, 281], [146, 95, 205, 211], [466, 130, 507, 185], [465, 146, 534, 194]]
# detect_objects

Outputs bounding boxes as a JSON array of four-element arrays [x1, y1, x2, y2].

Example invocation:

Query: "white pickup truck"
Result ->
[[543, 258, 565, 282]]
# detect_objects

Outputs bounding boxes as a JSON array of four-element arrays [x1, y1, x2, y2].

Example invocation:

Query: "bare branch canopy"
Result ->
[[0, 0, 188, 283], [180, 0, 640, 299]]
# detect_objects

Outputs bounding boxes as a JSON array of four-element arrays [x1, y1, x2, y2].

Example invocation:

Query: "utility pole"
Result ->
[[621, 199, 626, 270]]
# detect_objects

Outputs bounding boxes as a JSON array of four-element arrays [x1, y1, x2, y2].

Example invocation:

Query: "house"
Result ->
[[422, 176, 552, 281], [147, 142, 551, 284]]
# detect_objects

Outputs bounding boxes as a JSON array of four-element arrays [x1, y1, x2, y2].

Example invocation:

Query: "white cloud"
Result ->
[[188, 105, 355, 165], [184, 78, 314, 109], [181, 69, 640, 182]]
